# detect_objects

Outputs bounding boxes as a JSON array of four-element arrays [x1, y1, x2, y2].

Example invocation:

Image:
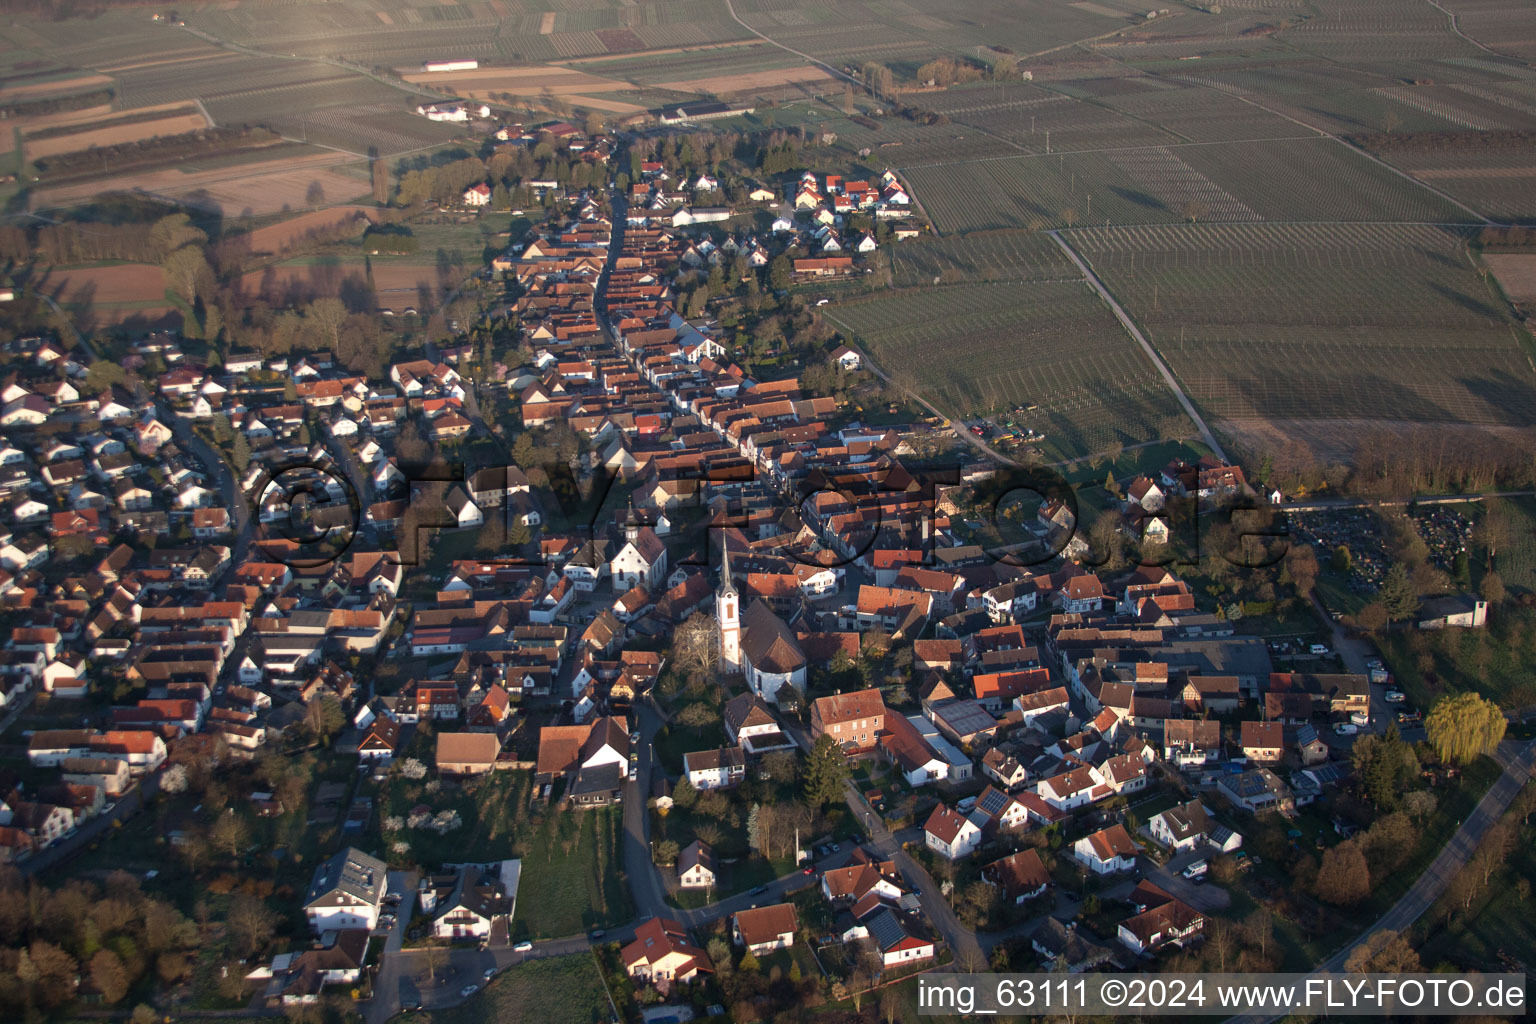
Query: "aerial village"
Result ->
[[0, 145, 1435, 1020]]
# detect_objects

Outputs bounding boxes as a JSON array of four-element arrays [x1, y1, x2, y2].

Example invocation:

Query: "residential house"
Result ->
[[683, 746, 746, 790], [622, 918, 711, 993], [1119, 881, 1204, 956], [1073, 823, 1138, 875], [1146, 799, 1212, 852], [1163, 719, 1222, 767], [923, 803, 983, 860], [810, 687, 885, 754], [535, 716, 629, 805], [304, 847, 387, 934], [982, 848, 1050, 904], [1240, 720, 1284, 764], [1218, 768, 1294, 815], [722, 692, 795, 755], [678, 840, 716, 890], [732, 903, 797, 954]]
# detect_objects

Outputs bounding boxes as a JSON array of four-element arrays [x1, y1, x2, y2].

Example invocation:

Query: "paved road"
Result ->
[[842, 782, 986, 969], [1048, 230, 1228, 463], [18, 772, 159, 876], [623, 702, 670, 921], [1279, 489, 1536, 514], [162, 402, 253, 571]]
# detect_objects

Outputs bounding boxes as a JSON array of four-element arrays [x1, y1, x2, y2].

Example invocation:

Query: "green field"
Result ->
[[421, 953, 612, 1024]]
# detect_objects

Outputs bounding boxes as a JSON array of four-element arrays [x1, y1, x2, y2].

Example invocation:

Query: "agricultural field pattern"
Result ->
[[1, 0, 1535, 463]]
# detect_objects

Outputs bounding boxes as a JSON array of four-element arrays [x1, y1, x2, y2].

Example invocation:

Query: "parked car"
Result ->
[[460, 984, 479, 998], [1397, 710, 1422, 724], [589, 930, 605, 941], [513, 940, 534, 953], [1309, 643, 1330, 655], [1335, 723, 1359, 736], [483, 968, 498, 980], [1384, 690, 1406, 703]]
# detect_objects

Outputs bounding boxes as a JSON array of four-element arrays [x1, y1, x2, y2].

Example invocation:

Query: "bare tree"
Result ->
[[674, 612, 720, 679], [227, 894, 277, 957]]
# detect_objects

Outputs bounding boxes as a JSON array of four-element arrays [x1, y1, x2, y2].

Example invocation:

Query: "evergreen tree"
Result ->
[[803, 734, 851, 807], [1378, 564, 1417, 621], [748, 803, 764, 853]]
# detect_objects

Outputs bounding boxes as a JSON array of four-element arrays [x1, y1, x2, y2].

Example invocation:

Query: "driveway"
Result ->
[[1144, 851, 1231, 914]]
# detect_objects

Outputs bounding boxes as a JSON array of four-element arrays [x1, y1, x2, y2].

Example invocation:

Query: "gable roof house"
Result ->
[[983, 848, 1051, 904], [810, 686, 885, 755], [1073, 823, 1139, 875], [1147, 799, 1215, 854], [924, 803, 983, 860], [304, 847, 387, 934], [732, 903, 797, 954], [622, 918, 711, 993], [435, 731, 502, 776], [678, 840, 717, 890], [535, 716, 630, 805], [1119, 881, 1204, 956], [683, 746, 746, 790], [722, 692, 794, 754], [1163, 719, 1222, 767]]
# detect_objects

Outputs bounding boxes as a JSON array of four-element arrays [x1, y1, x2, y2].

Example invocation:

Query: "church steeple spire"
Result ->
[[719, 540, 737, 596], [717, 537, 740, 673]]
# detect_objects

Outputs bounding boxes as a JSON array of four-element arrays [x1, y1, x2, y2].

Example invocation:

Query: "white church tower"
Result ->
[[717, 543, 741, 673]]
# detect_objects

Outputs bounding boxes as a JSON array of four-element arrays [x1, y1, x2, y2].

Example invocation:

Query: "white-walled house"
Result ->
[[1073, 824, 1139, 875], [924, 804, 983, 860], [304, 847, 387, 934]]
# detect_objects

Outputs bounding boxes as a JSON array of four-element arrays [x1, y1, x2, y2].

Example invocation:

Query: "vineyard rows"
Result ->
[[889, 229, 1080, 287], [823, 280, 1189, 450], [1068, 222, 1536, 425]]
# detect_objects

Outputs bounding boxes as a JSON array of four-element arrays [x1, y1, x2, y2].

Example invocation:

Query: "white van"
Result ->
[[1182, 859, 1209, 879]]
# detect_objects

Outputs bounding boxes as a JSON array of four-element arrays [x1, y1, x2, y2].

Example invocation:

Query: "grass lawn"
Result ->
[[378, 768, 630, 938], [516, 804, 629, 939], [417, 952, 612, 1024], [1314, 572, 1369, 617], [1415, 813, 1536, 969], [1366, 756, 1502, 912], [379, 768, 531, 867], [652, 718, 726, 775], [1378, 607, 1536, 709], [516, 807, 632, 939]]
